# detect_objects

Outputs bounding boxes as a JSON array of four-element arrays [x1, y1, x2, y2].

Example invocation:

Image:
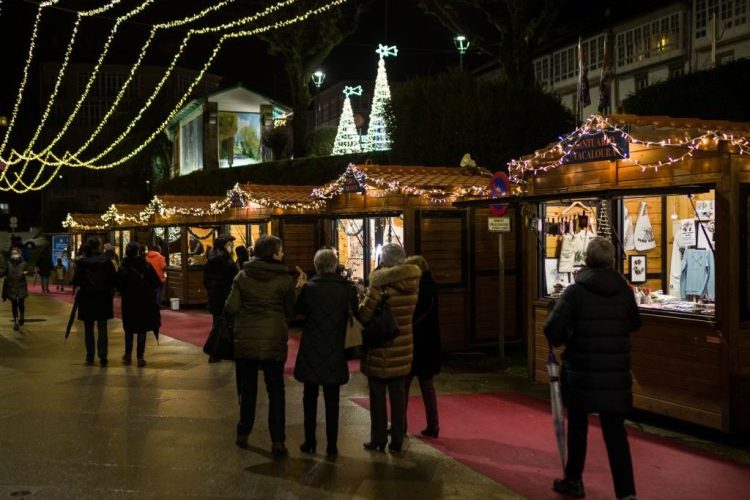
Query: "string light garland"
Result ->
[[508, 114, 750, 182], [0, 0, 348, 192], [61, 213, 108, 232], [312, 164, 490, 204]]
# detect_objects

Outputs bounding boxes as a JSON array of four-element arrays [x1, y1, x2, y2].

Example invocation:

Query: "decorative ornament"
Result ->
[[364, 44, 397, 152], [332, 86, 363, 155]]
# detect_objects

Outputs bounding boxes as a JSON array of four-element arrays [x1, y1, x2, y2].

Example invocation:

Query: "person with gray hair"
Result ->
[[544, 237, 640, 500], [358, 243, 421, 453], [293, 248, 358, 458]]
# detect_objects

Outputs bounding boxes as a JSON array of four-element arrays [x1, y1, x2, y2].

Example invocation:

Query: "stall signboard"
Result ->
[[563, 129, 629, 164], [488, 172, 509, 216], [52, 234, 71, 271]]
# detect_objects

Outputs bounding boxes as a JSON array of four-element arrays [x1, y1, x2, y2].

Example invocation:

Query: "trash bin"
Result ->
[[170, 298, 180, 311]]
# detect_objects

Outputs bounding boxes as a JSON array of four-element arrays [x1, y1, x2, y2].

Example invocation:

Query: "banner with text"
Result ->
[[563, 129, 629, 164]]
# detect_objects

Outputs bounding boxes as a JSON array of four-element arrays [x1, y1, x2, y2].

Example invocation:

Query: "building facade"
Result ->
[[527, 0, 750, 116]]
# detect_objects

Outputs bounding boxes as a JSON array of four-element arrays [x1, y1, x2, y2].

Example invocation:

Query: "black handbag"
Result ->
[[203, 316, 234, 360], [362, 290, 399, 350]]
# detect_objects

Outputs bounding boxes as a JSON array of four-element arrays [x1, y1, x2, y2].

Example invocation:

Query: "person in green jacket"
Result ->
[[225, 235, 298, 457]]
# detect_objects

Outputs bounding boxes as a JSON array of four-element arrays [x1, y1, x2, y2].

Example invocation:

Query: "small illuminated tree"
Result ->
[[332, 85, 363, 155]]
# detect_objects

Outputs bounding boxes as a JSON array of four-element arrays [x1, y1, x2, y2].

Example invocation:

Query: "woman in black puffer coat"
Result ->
[[116, 242, 162, 367], [544, 237, 640, 500], [293, 248, 358, 458], [203, 235, 238, 363], [404, 255, 441, 438]]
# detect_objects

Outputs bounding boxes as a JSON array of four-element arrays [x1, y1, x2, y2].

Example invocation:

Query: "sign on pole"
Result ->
[[488, 216, 511, 233]]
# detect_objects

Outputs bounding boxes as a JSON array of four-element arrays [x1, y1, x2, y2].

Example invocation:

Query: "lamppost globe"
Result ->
[[453, 35, 470, 71]]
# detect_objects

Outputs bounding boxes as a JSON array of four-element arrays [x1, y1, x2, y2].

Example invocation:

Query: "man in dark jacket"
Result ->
[[225, 235, 297, 456], [544, 237, 640, 500], [72, 237, 117, 366], [203, 235, 237, 363]]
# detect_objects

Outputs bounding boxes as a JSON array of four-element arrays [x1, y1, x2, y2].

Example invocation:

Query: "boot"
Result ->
[[122, 354, 132, 365], [553, 478, 585, 498], [235, 434, 249, 449], [271, 442, 288, 457], [13, 319, 19, 331]]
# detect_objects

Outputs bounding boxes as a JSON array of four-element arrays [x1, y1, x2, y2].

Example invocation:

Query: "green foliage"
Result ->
[[305, 127, 337, 157], [263, 127, 291, 160], [156, 151, 391, 196], [622, 59, 750, 121], [388, 72, 574, 171]]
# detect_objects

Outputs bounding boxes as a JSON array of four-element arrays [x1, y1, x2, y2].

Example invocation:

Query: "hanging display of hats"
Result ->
[[623, 206, 635, 251], [634, 201, 656, 251]]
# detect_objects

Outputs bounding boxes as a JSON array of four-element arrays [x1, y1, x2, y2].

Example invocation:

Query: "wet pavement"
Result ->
[[1, 291, 748, 499]]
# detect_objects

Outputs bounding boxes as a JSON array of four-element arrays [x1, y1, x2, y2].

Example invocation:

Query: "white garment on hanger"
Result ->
[[558, 234, 575, 273], [634, 202, 656, 251], [623, 207, 635, 251], [668, 219, 682, 298]]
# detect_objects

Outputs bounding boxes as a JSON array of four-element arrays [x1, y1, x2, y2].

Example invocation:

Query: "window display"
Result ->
[[334, 215, 404, 281], [187, 226, 216, 266], [165, 227, 182, 268]]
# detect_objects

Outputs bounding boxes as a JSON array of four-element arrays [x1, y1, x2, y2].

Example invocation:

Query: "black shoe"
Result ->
[[388, 442, 402, 453], [236, 434, 249, 449], [299, 441, 316, 454], [122, 355, 132, 366], [421, 427, 439, 438], [100, 359, 108, 367], [271, 442, 288, 457], [553, 478, 586, 498], [13, 321, 19, 331], [85, 358, 94, 366], [326, 446, 338, 458], [19, 315, 24, 326], [363, 442, 386, 452]]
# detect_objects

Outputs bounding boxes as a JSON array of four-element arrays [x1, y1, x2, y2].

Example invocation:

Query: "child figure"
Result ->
[[55, 259, 66, 291]]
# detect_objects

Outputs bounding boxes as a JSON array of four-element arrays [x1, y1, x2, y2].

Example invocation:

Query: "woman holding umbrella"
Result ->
[[544, 237, 640, 500], [116, 241, 162, 367]]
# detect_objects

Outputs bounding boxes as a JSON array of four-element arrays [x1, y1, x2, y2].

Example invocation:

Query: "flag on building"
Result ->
[[598, 34, 613, 114], [578, 37, 591, 109]]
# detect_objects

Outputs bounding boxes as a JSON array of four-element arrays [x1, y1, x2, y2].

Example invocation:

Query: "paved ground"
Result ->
[[2, 291, 748, 499]]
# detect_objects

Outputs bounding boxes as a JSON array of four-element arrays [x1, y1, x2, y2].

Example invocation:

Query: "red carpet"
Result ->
[[31, 284, 359, 375], [352, 392, 750, 500]]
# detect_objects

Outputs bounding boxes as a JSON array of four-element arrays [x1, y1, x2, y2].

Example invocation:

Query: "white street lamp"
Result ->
[[453, 35, 470, 71]]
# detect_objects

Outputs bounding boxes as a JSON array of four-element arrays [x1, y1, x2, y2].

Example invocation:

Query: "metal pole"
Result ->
[[459, 52, 464, 71], [498, 232, 505, 365]]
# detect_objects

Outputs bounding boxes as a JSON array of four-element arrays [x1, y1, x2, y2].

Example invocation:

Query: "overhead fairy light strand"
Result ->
[[507, 114, 750, 183], [0, 0, 349, 193]]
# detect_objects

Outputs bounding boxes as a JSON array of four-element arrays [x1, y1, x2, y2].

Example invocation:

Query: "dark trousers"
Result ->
[[303, 383, 341, 448], [154, 286, 162, 307], [40, 276, 50, 291], [10, 298, 25, 320], [368, 376, 406, 447], [124, 331, 146, 359], [565, 407, 636, 499], [84, 320, 108, 361], [405, 375, 439, 431], [235, 359, 285, 443]]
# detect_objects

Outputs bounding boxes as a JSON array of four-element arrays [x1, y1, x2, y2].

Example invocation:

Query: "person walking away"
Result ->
[[203, 235, 238, 363], [37, 245, 52, 293], [403, 255, 441, 438], [145, 244, 167, 307], [72, 237, 117, 366], [235, 245, 250, 271], [117, 241, 162, 367], [294, 248, 358, 458], [226, 235, 296, 457], [544, 237, 640, 500], [358, 243, 421, 453], [54, 258, 66, 292], [2, 247, 29, 330]]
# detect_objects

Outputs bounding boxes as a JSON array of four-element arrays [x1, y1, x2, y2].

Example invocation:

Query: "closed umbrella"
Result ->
[[547, 349, 566, 471], [64, 299, 77, 341]]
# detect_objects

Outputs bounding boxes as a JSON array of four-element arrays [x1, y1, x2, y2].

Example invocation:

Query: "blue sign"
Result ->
[[562, 129, 629, 164], [489, 172, 509, 216], [51, 235, 71, 271]]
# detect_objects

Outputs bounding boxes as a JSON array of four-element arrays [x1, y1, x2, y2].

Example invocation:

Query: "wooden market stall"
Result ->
[[495, 114, 750, 436], [61, 212, 110, 258], [312, 164, 521, 352]]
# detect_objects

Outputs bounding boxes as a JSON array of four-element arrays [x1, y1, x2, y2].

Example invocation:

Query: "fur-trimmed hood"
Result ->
[[368, 263, 422, 293]]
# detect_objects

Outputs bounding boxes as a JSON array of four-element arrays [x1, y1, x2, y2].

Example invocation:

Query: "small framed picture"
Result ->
[[629, 255, 647, 284]]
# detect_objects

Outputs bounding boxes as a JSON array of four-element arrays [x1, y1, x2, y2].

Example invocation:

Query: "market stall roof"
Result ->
[[101, 203, 148, 226], [508, 114, 750, 180], [62, 212, 109, 231], [313, 163, 492, 202], [237, 184, 325, 210]]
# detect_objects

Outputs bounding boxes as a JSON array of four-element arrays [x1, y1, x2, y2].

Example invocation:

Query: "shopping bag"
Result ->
[[634, 201, 656, 251], [345, 314, 364, 360], [202, 316, 234, 360]]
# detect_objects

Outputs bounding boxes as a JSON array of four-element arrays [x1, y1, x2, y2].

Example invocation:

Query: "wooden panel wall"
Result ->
[[281, 220, 318, 276], [166, 269, 184, 303], [738, 333, 750, 434], [185, 269, 208, 305], [438, 291, 467, 352], [418, 214, 463, 285], [473, 208, 519, 343]]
